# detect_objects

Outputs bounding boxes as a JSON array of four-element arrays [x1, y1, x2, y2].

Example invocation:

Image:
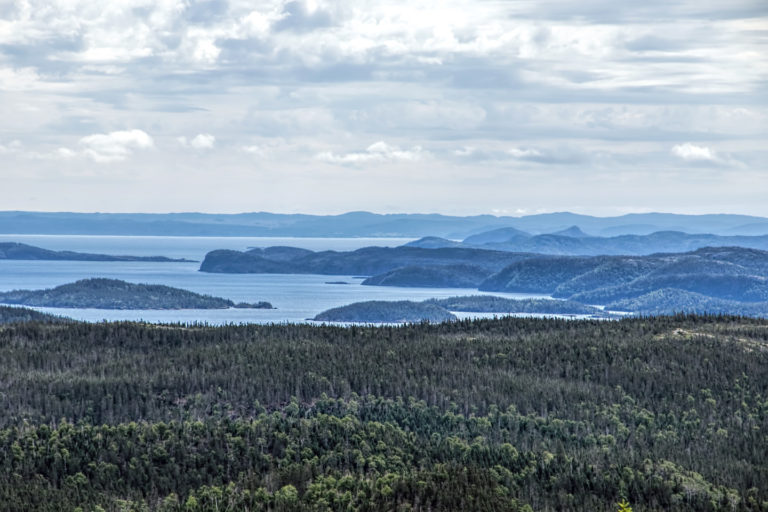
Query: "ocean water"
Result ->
[[0, 235, 549, 324]]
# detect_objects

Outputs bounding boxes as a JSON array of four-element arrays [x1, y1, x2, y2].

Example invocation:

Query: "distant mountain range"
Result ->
[[3, 210, 768, 237], [0, 242, 192, 262], [407, 227, 768, 256]]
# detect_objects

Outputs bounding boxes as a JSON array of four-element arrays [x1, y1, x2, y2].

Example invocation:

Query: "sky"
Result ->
[[1, 0, 767, 216]]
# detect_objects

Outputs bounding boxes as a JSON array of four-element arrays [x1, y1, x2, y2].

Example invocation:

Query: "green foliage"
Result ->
[[0, 315, 766, 510]]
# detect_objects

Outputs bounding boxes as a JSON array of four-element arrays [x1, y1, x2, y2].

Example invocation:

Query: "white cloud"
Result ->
[[0, 140, 23, 153], [79, 130, 154, 163], [55, 147, 77, 159], [179, 134, 216, 150], [508, 147, 543, 159], [0, 1, 766, 214], [242, 145, 267, 157], [671, 143, 717, 162], [670, 142, 746, 168], [316, 141, 428, 165]]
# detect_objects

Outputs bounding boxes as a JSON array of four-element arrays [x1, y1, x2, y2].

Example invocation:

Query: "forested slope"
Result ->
[[0, 278, 273, 310], [0, 317, 766, 511]]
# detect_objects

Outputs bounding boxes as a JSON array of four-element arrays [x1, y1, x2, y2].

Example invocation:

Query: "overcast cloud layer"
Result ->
[[1, 0, 766, 215]]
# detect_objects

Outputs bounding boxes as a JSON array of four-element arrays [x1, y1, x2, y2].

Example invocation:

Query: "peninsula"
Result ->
[[0, 242, 193, 262]]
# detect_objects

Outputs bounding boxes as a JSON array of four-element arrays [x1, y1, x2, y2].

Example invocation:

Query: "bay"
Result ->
[[0, 235, 548, 324]]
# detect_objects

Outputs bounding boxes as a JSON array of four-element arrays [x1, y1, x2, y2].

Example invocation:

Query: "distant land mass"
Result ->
[[205, 243, 768, 316], [3, 210, 768, 237], [407, 228, 768, 256], [0, 242, 193, 262], [313, 301, 456, 323], [199, 245, 532, 275], [0, 278, 273, 310], [202, 244, 768, 302], [480, 247, 768, 301]]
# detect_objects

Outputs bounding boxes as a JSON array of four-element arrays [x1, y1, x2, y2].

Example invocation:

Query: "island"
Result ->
[[313, 295, 618, 323], [0, 278, 274, 310], [0, 242, 194, 262], [313, 300, 456, 323]]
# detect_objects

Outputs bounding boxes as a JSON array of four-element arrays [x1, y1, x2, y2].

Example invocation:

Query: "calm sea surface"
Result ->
[[0, 235, 548, 324]]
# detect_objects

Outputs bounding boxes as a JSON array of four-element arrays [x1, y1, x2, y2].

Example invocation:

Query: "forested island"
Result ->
[[0, 242, 193, 262], [0, 315, 766, 510], [314, 296, 610, 323], [313, 300, 457, 323], [0, 278, 273, 310]]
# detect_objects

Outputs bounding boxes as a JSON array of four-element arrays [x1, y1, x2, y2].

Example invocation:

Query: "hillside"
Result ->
[[200, 245, 533, 275], [463, 226, 532, 245], [0, 317, 766, 510], [461, 229, 768, 255], [607, 289, 768, 317], [479, 247, 768, 305], [0, 278, 273, 310], [0, 242, 192, 262], [403, 236, 464, 249], [313, 300, 456, 323], [362, 264, 491, 288], [426, 295, 608, 316]]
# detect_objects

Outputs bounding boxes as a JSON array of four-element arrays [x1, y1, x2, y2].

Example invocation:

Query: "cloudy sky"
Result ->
[[1, 0, 766, 215]]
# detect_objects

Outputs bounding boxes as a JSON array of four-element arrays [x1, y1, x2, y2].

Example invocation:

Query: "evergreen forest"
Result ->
[[1, 315, 767, 511]]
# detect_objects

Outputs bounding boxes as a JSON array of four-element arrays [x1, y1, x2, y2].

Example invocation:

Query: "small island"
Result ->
[[0, 242, 194, 262], [0, 278, 273, 310], [314, 301, 456, 323]]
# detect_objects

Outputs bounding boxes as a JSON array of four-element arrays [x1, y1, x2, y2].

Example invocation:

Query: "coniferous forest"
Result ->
[[1, 316, 767, 511]]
